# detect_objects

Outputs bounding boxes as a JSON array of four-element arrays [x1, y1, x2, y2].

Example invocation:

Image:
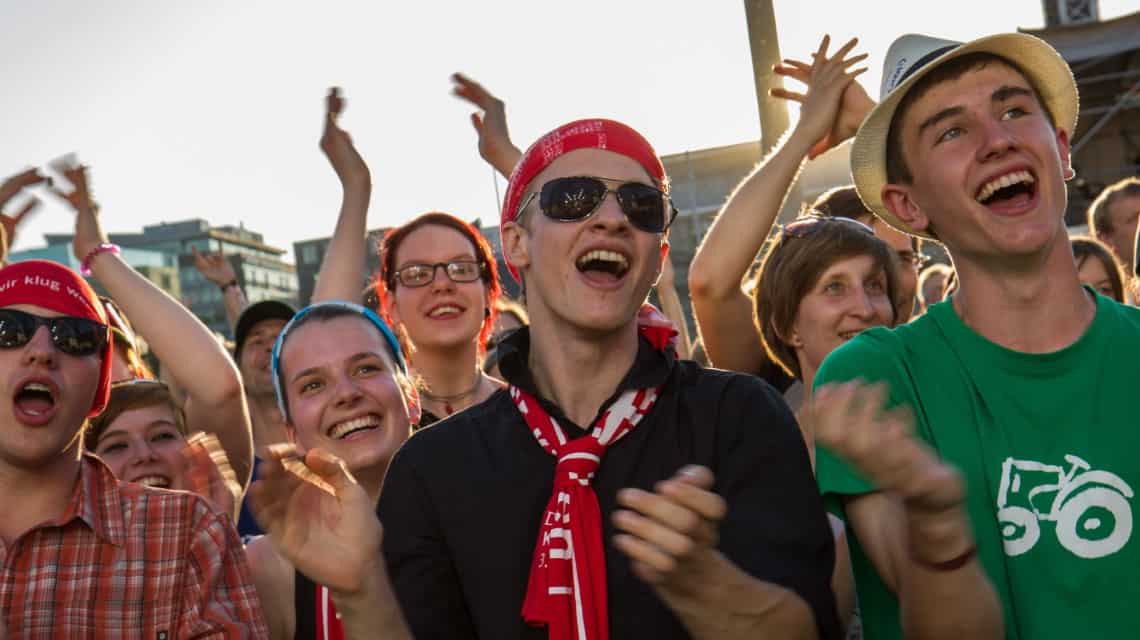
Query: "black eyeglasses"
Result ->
[[0, 309, 108, 356], [782, 215, 875, 238], [393, 260, 484, 288], [517, 176, 678, 233]]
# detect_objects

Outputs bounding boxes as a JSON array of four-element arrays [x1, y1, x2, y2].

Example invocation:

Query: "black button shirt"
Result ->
[[378, 329, 840, 639]]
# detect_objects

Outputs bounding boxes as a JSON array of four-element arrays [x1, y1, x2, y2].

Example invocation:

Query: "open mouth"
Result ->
[[327, 414, 382, 440], [131, 475, 172, 489], [837, 330, 861, 341], [14, 381, 57, 419], [975, 170, 1037, 208], [576, 249, 630, 282], [427, 304, 465, 319]]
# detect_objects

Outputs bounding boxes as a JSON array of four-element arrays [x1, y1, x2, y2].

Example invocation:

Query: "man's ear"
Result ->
[[881, 183, 931, 234], [1056, 128, 1074, 180], [502, 220, 531, 273]]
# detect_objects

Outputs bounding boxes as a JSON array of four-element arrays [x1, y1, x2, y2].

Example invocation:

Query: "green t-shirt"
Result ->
[[815, 292, 1140, 640]]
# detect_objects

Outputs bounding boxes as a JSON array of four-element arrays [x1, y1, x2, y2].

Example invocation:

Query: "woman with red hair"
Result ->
[[375, 213, 503, 427]]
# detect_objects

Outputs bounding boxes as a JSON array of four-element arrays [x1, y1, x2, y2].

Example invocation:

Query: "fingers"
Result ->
[[814, 34, 831, 60], [832, 36, 859, 60], [842, 52, 869, 69], [769, 87, 806, 103], [326, 87, 344, 121], [11, 197, 41, 224], [469, 112, 484, 134], [451, 72, 497, 109], [304, 448, 359, 491], [0, 168, 51, 204]]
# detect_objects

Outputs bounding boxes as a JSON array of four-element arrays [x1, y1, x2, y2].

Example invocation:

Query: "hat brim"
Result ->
[[851, 33, 1079, 240]]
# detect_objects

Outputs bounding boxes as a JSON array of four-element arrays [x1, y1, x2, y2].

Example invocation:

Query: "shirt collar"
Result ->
[[498, 326, 673, 432], [58, 454, 127, 547]]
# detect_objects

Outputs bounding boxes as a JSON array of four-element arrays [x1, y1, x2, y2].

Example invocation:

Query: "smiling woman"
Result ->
[[86, 380, 187, 490], [374, 212, 504, 426]]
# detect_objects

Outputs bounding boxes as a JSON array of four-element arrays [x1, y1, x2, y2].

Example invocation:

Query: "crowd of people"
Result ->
[[0, 26, 1136, 640]]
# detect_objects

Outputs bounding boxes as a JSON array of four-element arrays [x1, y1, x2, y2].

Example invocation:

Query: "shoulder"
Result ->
[[669, 361, 798, 434], [814, 314, 940, 388], [400, 389, 513, 455]]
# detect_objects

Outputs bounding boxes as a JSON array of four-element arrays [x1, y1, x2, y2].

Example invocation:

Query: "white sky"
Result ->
[[2, 0, 1134, 256]]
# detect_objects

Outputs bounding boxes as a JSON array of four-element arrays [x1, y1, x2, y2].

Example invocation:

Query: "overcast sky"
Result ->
[[2, 0, 1134, 255]]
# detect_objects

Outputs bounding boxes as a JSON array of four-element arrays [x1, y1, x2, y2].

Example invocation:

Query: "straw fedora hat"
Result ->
[[850, 33, 1079, 239]]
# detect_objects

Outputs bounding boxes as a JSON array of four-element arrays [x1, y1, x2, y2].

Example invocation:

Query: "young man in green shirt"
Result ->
[[808, 32, 1140, 639]]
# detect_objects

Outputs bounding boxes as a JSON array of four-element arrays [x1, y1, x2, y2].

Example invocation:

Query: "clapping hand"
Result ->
[[451, 72, 522, 176], [772, 35, 874, 159], [0, 168, 51, 252], [803, 382, 972, 564], [612, 466, 728, 596], [43, 157, 108, 262], [191, 246, 238, 287], [180, 432, 243, 522], [248, 444, 384, 594]]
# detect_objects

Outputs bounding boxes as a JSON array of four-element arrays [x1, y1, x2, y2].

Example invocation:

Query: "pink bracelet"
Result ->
[[81, 243, 120, 276]]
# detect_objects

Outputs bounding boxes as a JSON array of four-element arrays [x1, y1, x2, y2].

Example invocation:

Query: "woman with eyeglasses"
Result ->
[[48, 160, 254, 503], [689, 36, 922, 384], [374, 212, 503, 427]]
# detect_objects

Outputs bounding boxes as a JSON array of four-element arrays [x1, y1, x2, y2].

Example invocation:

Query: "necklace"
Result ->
[[418, 372, 484, 415]]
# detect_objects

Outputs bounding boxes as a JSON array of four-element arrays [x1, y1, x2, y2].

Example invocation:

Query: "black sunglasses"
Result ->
[[0, 309, 108, 357], [518, 176, 678, 233]]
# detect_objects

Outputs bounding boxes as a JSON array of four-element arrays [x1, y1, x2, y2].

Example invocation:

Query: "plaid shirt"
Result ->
[[0, 454, 268, 639]]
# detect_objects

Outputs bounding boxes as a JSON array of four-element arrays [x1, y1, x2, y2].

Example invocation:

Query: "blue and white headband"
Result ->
[[271, 301, 407, 422]]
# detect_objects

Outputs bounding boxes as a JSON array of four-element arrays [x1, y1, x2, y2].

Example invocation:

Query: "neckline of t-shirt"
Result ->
[[929, 286, 1108, 375]]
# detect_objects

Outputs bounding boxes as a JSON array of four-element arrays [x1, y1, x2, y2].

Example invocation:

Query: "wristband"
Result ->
[[220, 279, 239, 292], [80, 243, 120, 276], [913, 544, 977, 572]]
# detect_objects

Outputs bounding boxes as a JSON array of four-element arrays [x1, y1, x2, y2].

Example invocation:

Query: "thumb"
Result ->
[[191, 245, 203, 259], [469, 112, 484, 135], [674, 465, 715, 490], [304, 448, 358, 492]]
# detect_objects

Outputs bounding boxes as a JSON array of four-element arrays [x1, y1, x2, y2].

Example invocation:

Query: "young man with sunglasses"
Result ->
[[0, 256, 266, 636], [806, 32, 1140, 639], [374, 119, 841, 639]]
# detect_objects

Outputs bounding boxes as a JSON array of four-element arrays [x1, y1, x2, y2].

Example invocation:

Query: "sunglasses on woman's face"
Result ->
[[0, 309, 108, 357], [517, 176, 678, 234], [782, 214, 876, 239]]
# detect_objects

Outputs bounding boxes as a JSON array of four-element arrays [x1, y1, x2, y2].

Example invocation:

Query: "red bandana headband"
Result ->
[[500, 118, 667, 283], [0, 260, 112, 416]]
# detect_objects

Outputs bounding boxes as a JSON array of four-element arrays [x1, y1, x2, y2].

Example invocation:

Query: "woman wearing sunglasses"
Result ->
[[48, 160, 255, 495], [690, 37, 919, 382], [373, 212, 503, 427]]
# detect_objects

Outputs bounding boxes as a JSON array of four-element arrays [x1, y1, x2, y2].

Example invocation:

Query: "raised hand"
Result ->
[[43, 157, 108, 262], [248, 444, 384, 594], [450, 72, 522, 177], [804, 382, 972, 564], [612, 466, 728, 594], [0, 168, 51, 251], [191, 246, 238, 287], [320, 88, 371, 190], [772, 35, 873, 159], [180, 432, 243, 521]]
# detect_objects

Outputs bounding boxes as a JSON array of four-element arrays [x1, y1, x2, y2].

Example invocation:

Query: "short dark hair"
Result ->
[[86, 380, 186, 450], [885, 52, 1058, 185], [1071, 235, 1126, 303], [752, 219, 900, 379], [1087, 177, 1140, 238]]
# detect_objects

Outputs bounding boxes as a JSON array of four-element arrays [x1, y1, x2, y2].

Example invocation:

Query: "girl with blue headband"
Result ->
[[244, 89, 419, 640]]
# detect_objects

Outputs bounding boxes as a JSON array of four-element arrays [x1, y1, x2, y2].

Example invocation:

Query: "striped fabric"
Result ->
[[0, 455, 267, 639]]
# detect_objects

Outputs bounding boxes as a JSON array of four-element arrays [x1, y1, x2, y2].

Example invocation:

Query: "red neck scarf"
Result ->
[[516, 316, 675, 640]]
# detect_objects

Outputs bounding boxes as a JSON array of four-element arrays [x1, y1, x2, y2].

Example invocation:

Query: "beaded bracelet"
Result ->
[[80, 243, 120, 276]]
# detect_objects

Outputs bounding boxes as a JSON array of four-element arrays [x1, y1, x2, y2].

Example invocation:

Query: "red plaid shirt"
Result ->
[[0, 454, 268, 639]]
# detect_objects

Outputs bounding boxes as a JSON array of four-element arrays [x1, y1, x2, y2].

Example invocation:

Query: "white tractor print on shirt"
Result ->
[[996, 454, 1133, 559]]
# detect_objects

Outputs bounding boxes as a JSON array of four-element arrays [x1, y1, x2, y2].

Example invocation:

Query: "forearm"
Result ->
[[486, 145, 522, 179], [91, 252, 243, 404], [661, 553, 817, 640], [898, 510, 1003, 639], [688, 127, 815, 302], [656, 282, 692, 359], [691, 286, 770, 373], [221, 284, 247, 331], [330, 559, 413, 640], [312, 182, 371, 303]]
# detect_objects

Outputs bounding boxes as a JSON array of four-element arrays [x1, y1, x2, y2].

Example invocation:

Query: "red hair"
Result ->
[[375, 212, 501, 359]]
